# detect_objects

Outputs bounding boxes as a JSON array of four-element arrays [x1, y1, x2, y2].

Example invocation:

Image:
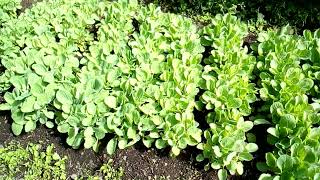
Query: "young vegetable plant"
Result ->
[[0, 0, 203, 156], [195, 14, 258, 179], [254, 26, 320, 180]]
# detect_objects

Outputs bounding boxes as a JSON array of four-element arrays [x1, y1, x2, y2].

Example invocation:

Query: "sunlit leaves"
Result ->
[[0, 0, 203, 160]]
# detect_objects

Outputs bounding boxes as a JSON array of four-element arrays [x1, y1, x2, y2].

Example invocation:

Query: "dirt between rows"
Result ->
[[0, 112, 219, 179]]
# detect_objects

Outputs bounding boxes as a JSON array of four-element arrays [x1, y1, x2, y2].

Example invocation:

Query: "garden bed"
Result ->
[[0, 1, 257, 178], [1, 0, 319, 180]]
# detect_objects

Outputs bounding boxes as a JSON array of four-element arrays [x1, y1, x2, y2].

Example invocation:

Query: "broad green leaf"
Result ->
[[57, 124, 70, 133], [142, 138, 153, 148], [21, 96, 36, 113], [106, 138, 117, 155], [84, 127, 94, 137], [127, 127, 136, 139], [227, 98, 242, 108], [104, 96, 117, 109], [196, 154, 204, 162], [0, 103, 11, 111], [258, 174, 273, 180], [218, 169, 227, 180], [171, 146, 180, 156], [155, 139, 166, 149], [86, 102, 96, 115], [267, 128, 279, 138], [266, 153, 277, 168], [256, 162, 269, 172], [25, 121, 36, 132], [56, 89, 73, 105], [236, 162, 244, 175], [94, 128, 106, 140], [276, 155, 293, 172], [32, 64, 47, 76], [45, 121, 54, 128], [84, 136, 96, 149], [239, 152, 253, 161], [118, 139, 127, 149], [245, 143, 258, 152], [12, 123, 23, 136], [279, 114, 296, 129]]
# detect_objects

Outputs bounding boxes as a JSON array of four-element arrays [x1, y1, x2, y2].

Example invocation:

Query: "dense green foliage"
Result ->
[[0, 0, 21, 24], [0, 0, 203, 156], [195, 14, 257, 176], [254, 27, 320, 180], [1, 0, 320, 179], [0, 143, 66, 179]]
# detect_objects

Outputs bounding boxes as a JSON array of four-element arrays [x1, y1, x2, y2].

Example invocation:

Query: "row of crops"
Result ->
[[0, 0, 319, 179]]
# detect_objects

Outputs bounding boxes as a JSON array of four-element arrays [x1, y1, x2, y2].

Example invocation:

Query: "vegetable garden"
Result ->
[[0, 0, 319, 179]]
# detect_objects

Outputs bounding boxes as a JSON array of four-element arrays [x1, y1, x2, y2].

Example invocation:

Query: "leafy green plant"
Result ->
[[2, 0, 320, 180], [254, 26, 320, 180], [0, 0, 203, 156], [0, 0, 21, 24], [0, 142, 67, 180], [86, 159, 124, 180], [195, 14, 258, 178]]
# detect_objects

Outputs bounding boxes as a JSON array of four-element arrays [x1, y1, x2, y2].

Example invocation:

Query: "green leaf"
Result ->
[[57, 123, 70, 133], [227, 98, 242, 108], [106, 138, 117, 155], [12, 123, 23, 136], [240, 121, 254, 132], [218, 169, 227, 180], [4, 93, 15, 104], [0, 103, 11, 111], [266, 153, 277, 168], [44, 111, 54, 119], [256, 162, 269, 172], [82, 117, 93, 126], [118, 139, 127, 149], [84, 127, 94, 137], [276, 155, 293, 172], [86, 102, 96, 115], [56, 89, 73, 104], [25, 121, 36, 132], [254, 119, 271, 125], [196, 154, 204, 162], [104, 96, 117, 109], [155, 139, 166, 149], [127, 127, 136, 139], [279, 114, 296, 129], [239, 152, 253, 161], [258, 174, 273, 180], [32, 64, 47, 76], [236, 162, 244, 175], [94, 127, 106, 140], [84, 136, 96, 149], [21, 96, 36, 113], [149, 132, 160, 139], [45, 121, 54, 128], [267, 127, 279, 138], [298, 78, 314, 91], [245, 143, 258, 152], [142, 138, 153, 148], [171, 146, 180, 156]]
